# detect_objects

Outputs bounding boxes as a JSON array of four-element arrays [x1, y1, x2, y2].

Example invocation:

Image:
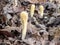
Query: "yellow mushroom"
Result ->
[[39, 5, 44, 18], [20, 11, 28, 40], [30, 4, 35, 17]]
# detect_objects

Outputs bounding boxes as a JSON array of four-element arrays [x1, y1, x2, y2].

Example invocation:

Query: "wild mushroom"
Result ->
[[39, 5, 44, 18], [20, 11, 28, 40], [30, 4, 35, 17], [30, 4, 40, 25]]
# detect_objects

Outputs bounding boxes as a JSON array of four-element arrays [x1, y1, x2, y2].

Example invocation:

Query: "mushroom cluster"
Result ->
[[0, 0, 60, 45]]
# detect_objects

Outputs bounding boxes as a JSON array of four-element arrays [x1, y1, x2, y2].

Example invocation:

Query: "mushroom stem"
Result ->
[[39, 5, 44, 18], [30, 4, 35, 17], [20, 11, 28, 40]]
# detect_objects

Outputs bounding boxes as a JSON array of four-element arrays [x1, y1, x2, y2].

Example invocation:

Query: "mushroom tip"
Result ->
[[31, 4, 35, 7], [20, 11, 28, 15], [39, 5, 44, 10], [30, 4, 35, 17], [20, 11, 28, 19]]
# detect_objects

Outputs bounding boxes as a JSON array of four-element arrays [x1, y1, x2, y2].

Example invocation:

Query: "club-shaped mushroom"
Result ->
[[30, 4, 35, 17], [39, 5, 44, 18], [20, 11, 28, 40]]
